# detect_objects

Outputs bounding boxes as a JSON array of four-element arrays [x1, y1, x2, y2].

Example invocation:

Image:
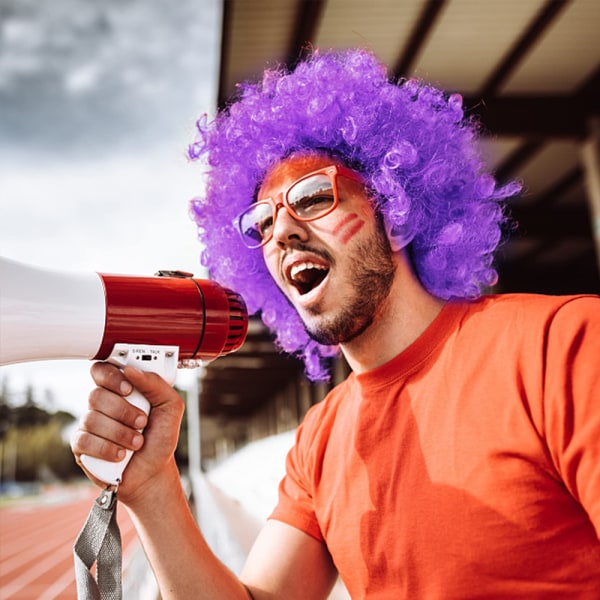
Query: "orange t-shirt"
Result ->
[[270, 294, 600, 599]]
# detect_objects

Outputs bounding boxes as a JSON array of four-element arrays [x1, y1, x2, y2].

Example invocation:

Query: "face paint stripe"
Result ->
[[340, 219, 365, 245], [333, 213, 365, 245], [332, 213, 358, 236]]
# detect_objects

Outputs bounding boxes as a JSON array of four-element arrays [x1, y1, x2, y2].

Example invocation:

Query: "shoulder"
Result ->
[[463, 293, 599, 328], [541, 295, 600, 364], [542, 294, 600, 325], [441, 293, 599, 371], [473, 294, 599, 386]]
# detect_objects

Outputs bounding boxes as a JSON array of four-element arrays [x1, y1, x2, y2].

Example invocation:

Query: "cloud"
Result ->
[[0, 0, 221, 157], [0, 0, 221, 416]]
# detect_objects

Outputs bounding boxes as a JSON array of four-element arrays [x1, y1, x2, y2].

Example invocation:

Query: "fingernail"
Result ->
[[132, 433, 144, 449], [117, 448, 126, 460], [120, 381, 133, 395], [134, 415, 146, 429]]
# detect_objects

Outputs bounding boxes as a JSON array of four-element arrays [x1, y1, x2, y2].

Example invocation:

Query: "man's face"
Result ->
[[259, 153, 396, 346]]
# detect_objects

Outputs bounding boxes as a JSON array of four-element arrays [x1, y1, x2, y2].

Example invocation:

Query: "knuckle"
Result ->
[[118, 401, 137, 425], [88, 387, 104, 410], [79, 410, 97, 432], [74, 431, 95, 455], [174, 392, 185, 415], [87, 391, 136, 427], [72, 428, 124, 461]]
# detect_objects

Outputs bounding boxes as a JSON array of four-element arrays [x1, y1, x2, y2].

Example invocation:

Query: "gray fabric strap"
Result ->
[[73, 487, 123, 600]]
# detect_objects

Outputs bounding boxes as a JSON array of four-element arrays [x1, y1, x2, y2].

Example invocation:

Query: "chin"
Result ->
[[303, 310, 373, 347]]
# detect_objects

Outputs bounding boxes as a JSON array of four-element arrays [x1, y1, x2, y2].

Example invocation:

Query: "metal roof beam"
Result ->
[[478, 0, 572, 98], [286, 0, 327, 67], [393, 0, 447, 78], [217, 0, 235, 107], [466, 95, 596, 139], [510, 204, 592, 238]]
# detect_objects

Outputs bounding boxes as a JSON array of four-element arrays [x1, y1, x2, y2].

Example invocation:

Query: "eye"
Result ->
[[257, 215, 274, 236], [291, 191, 335, 218], [240, 202, 273, 241], [288, 173, 335, 219]]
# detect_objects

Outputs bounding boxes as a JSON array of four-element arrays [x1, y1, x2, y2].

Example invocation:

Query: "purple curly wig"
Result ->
[[188, 48, 520, 380]]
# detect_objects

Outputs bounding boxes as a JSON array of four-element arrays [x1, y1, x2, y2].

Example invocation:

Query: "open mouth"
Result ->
[[288, 262, 329, 296]]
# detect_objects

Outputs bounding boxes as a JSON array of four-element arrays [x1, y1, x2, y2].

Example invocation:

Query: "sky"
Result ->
[[0, 0, 223, 417]]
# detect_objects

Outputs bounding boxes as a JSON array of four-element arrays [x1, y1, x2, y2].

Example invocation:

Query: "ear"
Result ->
[[383, 213, 415, 252]]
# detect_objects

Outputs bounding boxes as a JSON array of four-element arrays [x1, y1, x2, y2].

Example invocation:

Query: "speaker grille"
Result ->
[[223, 290, 248, 354]]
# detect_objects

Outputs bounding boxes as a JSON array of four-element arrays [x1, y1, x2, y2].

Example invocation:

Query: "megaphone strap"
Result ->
[[73, 487, 123, 600]]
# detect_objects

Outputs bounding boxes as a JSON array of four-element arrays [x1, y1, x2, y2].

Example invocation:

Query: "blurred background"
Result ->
[[1, 0, 220, 420], [2, 0, 599, 423], [1, 0, 599, 597]]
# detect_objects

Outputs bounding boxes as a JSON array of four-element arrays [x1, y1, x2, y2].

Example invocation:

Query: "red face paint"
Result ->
[[332, 212, 365, 245]]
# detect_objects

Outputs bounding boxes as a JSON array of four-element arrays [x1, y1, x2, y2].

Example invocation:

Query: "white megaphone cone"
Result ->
[[0, 257, 107, 364]]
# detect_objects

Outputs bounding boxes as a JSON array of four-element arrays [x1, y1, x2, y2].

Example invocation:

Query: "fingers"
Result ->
[[72, 361, 185, 492], [71, 364, 148, 467], [91, 361, 134, 397], [71, 394, 144, 463], [80, 404, 144, 454], [88, 382, 147, 430], [91, 361, 183, 415], [122, 366, 185, 415], [71, 426, 138, 465]]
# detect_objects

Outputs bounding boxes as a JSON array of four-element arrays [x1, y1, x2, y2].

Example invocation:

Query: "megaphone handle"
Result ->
[[80, 343, 179, 486], [80, 388, 150, 485]]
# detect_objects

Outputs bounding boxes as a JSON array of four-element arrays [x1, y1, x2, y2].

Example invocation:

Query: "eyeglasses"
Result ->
[[233, 164, 364, 249]]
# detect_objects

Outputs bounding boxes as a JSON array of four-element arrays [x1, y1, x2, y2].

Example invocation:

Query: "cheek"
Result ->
[[331, 212, 366, 245], [262, 246, 281, 280]]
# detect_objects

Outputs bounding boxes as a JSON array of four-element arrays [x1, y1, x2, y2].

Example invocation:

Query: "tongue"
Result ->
[[294, 268, 327, 295]]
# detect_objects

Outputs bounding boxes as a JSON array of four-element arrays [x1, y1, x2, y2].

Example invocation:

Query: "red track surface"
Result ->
[[0, 484, 140, 599]]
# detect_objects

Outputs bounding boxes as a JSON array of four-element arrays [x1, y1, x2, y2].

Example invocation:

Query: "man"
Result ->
[[72, 49, 600, 598]]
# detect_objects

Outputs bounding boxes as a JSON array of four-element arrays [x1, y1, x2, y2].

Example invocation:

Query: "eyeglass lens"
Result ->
[[239, 173, 336, 246]]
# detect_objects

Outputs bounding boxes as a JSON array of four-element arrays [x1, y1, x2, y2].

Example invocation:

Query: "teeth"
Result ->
[[290, 262, 327, 281]]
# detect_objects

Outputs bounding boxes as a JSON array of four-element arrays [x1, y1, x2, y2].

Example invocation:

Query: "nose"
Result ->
[[270, 203, 309, 248]]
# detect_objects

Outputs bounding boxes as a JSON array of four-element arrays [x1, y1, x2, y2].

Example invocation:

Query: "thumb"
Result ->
[[122, 366, 181, 411]]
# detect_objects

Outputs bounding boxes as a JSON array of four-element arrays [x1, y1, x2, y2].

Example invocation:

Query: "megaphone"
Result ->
[[0, 257, 248, 483]]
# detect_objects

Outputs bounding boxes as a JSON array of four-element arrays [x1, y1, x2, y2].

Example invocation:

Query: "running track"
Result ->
[[0, 484, 140, 599]]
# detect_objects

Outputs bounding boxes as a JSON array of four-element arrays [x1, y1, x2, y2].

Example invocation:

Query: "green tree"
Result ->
[[0, 377, 79, 483]]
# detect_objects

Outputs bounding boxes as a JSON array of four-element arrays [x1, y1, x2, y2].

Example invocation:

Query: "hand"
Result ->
[[71, 362, 185, 505]]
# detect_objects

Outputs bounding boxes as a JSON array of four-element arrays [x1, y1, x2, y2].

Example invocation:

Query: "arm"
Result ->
[[134, 495, 337, 600], [71, 364, 336, 599], [544, 296, 600, 538], [243, 520, 338, 599]]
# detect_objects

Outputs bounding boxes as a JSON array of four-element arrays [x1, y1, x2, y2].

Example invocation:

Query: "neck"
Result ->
[[340, 251, 445, 374]]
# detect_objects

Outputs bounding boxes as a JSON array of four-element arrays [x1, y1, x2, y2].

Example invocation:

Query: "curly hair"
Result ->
[[188, 48, 520, 380]]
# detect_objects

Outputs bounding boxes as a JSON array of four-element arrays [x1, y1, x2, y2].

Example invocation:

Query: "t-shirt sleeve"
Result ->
[[544, 295, 600, 539], [269, 416, 325, 543]]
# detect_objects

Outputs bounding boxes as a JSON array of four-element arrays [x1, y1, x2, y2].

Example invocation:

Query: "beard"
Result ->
[[303, 226, 396, 346]]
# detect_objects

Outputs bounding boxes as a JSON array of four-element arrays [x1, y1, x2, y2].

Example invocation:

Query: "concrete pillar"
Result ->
[[581, 117, 600, 271], [182, 366, 203, 475]]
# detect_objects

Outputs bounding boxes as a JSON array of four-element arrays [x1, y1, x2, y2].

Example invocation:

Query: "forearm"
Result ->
[[125, 463, 251, 600]]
